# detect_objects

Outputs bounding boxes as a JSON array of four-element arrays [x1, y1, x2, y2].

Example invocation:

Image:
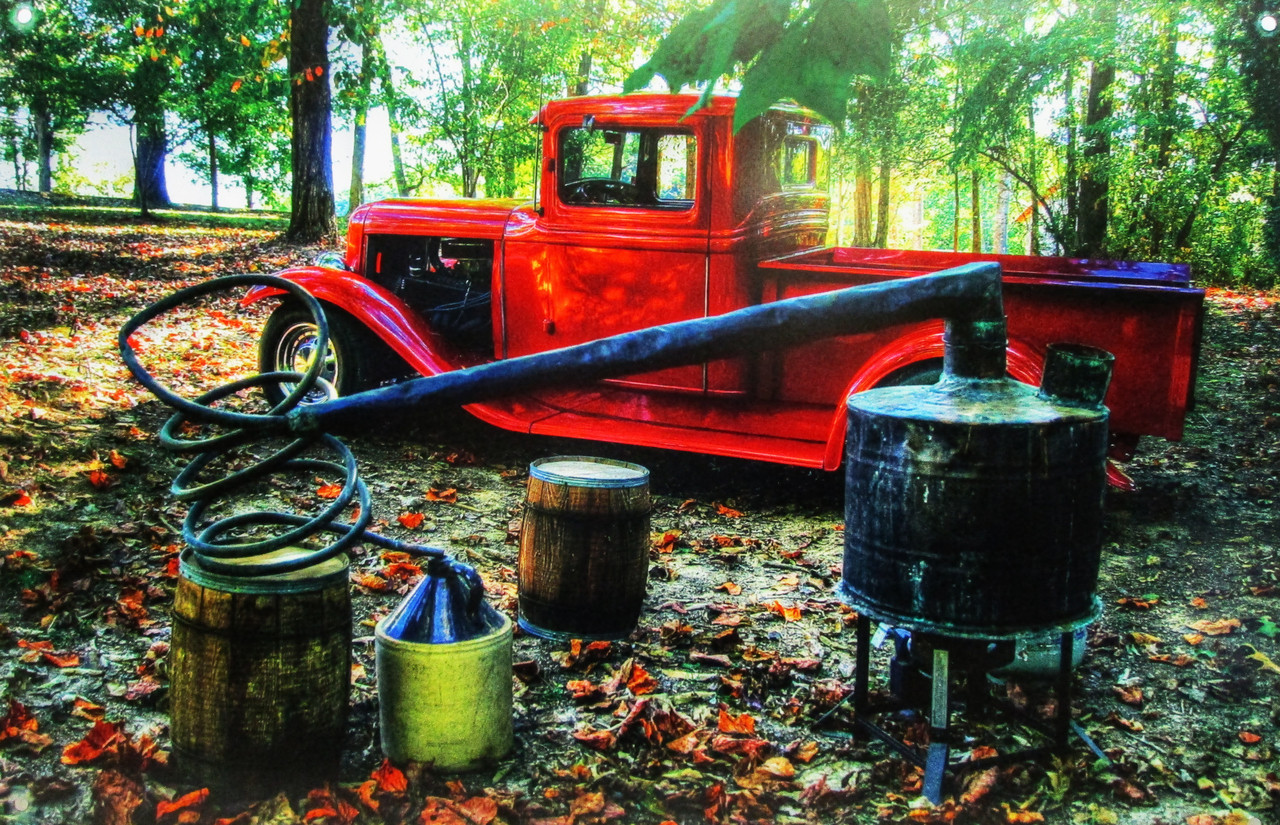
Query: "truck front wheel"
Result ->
[[259, 303, 383, 406]]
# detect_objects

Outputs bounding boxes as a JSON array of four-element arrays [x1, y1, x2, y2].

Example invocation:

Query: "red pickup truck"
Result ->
[[244, 94, 1202, 479]]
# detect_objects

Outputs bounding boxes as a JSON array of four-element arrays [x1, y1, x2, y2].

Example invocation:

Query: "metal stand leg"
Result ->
[[1055, 631, 1073, 749], [854, 614, 871, 718], [923, 647, 951, 805]]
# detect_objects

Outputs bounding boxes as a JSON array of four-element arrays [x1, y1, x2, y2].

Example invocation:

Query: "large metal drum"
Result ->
[[839, 328, 1113, 638]]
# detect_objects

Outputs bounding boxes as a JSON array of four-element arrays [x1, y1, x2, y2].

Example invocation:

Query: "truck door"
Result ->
[[502, 114, 714, 394]]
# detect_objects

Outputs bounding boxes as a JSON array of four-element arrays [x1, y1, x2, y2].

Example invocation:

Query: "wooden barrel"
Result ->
[[170, 548, 350, 784], [518, 456, 651, 640]]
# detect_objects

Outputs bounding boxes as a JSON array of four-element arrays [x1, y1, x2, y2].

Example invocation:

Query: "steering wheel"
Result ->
[[564, 178, 643, 206]]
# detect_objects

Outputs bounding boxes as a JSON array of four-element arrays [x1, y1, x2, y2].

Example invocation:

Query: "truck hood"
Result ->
[[350, 197, 526, 239]]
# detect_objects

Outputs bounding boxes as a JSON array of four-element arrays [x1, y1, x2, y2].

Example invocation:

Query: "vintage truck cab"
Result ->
[[245, 94, 1203, 479]]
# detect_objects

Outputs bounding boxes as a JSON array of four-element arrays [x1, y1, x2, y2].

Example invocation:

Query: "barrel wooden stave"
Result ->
[[169, 565, 350, 776], [517, 459, 651, 640]]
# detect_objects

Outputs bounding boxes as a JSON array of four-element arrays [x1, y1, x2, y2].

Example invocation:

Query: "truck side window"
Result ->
[[781, 137, 818, 188], [559, 126, 696, 210]]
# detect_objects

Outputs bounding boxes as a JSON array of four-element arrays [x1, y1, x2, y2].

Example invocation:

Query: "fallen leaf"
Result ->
[[157, 788, 210, 823], [714, 502, 743, 518], [397, 512, 425, 530], [764, 600, 803, 622], [626, 663, 658, 696], [1187, 618, 1240, 636], [717, 708, 756, 735], [425, 487, 458, 503], [316, 483, 343, 499], [715, 581, 742, 596], [1239, 730, 1263, 744], [1112, 685, 1143, 706], [371, 758, 408, 794], [91, 769, 144, 825], [571, 726, 616, 751]]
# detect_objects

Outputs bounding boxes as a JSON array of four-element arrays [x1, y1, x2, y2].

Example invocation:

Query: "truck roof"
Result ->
[[535, 93, 821, 125]]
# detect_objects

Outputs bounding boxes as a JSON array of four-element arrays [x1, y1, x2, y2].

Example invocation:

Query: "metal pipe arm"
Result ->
[[290, 262, 1004, 435]]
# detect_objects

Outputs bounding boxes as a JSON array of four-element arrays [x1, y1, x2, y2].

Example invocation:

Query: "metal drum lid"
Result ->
[[529, 456, 649, 488]]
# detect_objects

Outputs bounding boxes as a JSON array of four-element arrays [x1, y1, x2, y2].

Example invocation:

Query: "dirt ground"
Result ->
[[0, 204, 1278, 825]]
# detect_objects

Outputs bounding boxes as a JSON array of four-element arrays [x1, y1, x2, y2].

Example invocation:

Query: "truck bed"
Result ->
[[457, 246, 1203, 472]]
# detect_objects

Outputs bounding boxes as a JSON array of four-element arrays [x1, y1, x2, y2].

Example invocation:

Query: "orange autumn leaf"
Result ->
[[626, 663, 658, 695], [715, 581, 742, 596], [371, 758, 408, 793], [316, 483, 343, 499], [156, 788, 210, 823], [108, 450, 129, 469], [714, 502, 743, 518], [1190, 596, 1209, 609], [1149, 653, 1195, 667], [239, 35, 251, 46], [1187, 618, 1241, 636], [1, 699, 38, 738], [384, 562, 423, 580], [454, 796, 498, 825], [765, 600, 803, 622], [230, 78, 243, 93], [42, 650, 81, 668], [717, 709, 756, 734], [355, 573, 391, 591], [1004, 809, 1045, 823], [425, 487, 458, 503], [653, 529, 681, 553], [1240, 730, 1263, 744], [12, 490, 32, 507], [87, 469, 114, 490], [61, 719, 125, 765], [666, 730, 702, 754], [72, 698, 105, 721], [571, 726, 616, 751], [397, 511, 425, 530]]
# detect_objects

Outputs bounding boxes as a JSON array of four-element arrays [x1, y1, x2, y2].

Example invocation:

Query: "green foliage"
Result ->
[[625, 0, 892, 130]]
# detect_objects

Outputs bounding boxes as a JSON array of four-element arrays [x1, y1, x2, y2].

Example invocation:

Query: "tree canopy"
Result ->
[[0, 0, 1276, 285]]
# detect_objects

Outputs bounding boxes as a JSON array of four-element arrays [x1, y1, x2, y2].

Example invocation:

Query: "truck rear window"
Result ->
[[558, 126, 696, 210]]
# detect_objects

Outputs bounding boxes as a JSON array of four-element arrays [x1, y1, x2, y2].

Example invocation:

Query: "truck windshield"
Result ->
[[559, 126, 696, 209]]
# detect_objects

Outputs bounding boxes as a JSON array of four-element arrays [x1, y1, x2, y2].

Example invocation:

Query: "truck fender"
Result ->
[[241, 267, 470, 377], [818, 323, 1043, 470]]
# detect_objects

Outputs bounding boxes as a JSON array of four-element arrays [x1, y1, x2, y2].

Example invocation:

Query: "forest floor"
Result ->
[[0, 201, 1277, 825]]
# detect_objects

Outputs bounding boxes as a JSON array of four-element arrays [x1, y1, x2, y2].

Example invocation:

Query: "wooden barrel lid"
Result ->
[[179, 546, 350, 594], [529, 456, 649, 488]]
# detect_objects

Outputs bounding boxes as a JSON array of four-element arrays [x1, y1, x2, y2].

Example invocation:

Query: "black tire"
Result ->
[[876, 358, 944, 387], [258, 303, 387, 407]]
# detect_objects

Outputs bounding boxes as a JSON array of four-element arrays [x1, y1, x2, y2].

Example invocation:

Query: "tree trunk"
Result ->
[[573, 50, 593, 96], [873, 144, 891, 248], [32, 104, 53, 194], [208, 132, 219, 212], [853, 152, 872, 247], [1027, 109, 1040, 255], [133, 122, 172, 212], [952, 170, 961, 252], [1063, 65, 1077, 245], [286, 0, 337, 242], [995, 172, 1011, 255], [349, 34, 375, 214], [1075, 0, 1117, 258], [970, 168, 981, 253]]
